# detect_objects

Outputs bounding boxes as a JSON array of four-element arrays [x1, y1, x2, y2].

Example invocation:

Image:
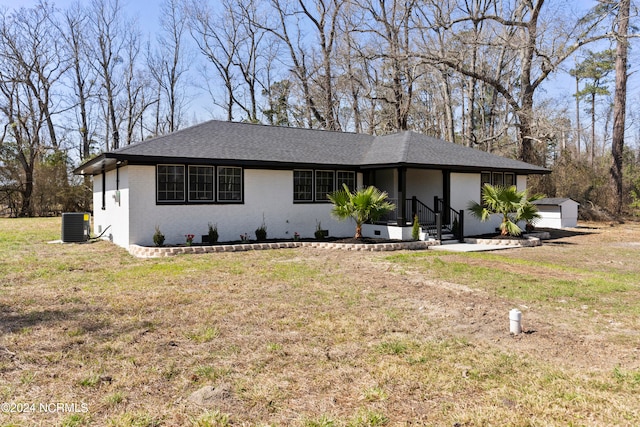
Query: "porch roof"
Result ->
[[75, 120, 549, 175], [361, 131, 546, 173]]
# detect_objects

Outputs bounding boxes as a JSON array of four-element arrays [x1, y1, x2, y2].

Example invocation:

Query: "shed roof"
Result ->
[[533, 198, 580, 206], [75, 120, 550, 175]]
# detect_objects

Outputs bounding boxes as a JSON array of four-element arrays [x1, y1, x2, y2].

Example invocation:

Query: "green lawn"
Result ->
[[0, 218, 639, 426]]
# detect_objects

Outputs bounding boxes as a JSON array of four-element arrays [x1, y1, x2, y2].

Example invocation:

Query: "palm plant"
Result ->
[[468, 184, 544, 236], [328, 184, 395, 239]]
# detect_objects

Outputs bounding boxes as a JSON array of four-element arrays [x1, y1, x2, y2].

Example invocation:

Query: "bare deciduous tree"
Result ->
[[121, 25, 155, 145], [88, 0, 125, 150], [148, 0, 189, 134], [415, 0, 611, 164], [188, 0, 241, 121], [62, 2, 97, 161], [356, 0, 418, 132], [0, 3, 67, 216]]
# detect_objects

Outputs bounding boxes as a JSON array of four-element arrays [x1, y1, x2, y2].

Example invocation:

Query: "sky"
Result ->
[[2, 0, 163, 35]]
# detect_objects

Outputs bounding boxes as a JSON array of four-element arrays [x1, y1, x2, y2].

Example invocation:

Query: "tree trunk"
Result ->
[[355, 222, 362, 239], [518, 88, 537, 164], [574, 70, 581, 159], [440, 70, 455, 143], [610, 0, 630, 216], [590, 91, 596, 166]]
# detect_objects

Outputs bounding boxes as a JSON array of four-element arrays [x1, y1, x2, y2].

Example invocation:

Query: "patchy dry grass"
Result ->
[[1, 218, 639, 426]]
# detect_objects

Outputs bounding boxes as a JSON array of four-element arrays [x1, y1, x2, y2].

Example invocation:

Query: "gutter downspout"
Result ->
[[101, 165, 106, 210]]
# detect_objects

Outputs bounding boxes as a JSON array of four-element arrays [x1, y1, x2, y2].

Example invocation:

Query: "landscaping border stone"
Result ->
[[128, 240, 435, 258], [463, 236, 542, 247]]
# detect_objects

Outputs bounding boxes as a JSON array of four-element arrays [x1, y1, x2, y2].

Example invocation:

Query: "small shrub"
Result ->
[[314, 221, 325, 240], [411, 214, 420, 240], [153, 226, 164, 247], [208, 223, 219, 244], [451, 217, 459, 238], [255, 215, 267, 241], [255, 226, 267, 241]]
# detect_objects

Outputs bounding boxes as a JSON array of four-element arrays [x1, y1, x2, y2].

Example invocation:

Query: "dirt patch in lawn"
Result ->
[[312, 242, 640, 372]]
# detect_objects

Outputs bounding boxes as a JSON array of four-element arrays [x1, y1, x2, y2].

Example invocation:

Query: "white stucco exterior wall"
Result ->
[[103, 165, 360, 248], [93, 167, 130, 248], [406, 169, 443, 208], [451, 172, 528, 236], [93, 164, 536, 246], [450, 172, 530, 236]]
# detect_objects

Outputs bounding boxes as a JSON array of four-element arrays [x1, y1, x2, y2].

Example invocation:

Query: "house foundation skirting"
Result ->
[[129, 240, 435, 258]]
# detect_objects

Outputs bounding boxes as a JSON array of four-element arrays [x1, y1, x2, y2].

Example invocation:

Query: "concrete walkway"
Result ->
[[429, 243, 520, 252]]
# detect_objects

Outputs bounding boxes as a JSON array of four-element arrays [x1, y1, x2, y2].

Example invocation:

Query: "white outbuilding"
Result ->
[[532, 198, 580, 229]]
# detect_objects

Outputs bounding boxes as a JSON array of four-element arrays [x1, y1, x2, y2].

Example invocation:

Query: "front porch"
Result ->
[[363, 166, 465, 242], [369, 196, 464, 242]]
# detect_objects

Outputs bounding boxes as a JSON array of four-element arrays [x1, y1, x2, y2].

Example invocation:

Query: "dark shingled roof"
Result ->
[[75, 120, 549, 175]]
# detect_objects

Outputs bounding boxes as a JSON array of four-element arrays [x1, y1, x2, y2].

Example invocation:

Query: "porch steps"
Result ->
[[440, 233, 460, 245], [439, 233, 458, 244]]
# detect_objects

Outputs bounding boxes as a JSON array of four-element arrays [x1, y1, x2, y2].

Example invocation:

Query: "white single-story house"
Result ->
[[74, 120, 549, 250], [532, 198, 580, 229]]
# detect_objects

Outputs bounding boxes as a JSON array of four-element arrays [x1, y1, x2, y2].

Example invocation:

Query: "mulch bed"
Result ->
[[187, 237, 403, 246]]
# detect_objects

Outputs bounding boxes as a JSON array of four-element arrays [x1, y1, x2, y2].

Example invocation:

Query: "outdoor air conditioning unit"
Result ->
[[61, 212, 91, 243]]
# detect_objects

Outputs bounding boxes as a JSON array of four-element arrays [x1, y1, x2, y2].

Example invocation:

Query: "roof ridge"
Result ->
[[400, 131, 413, 162], [225, 119, 366, 136], [112, 119, 371, 154], [113, 119, 219, 153]]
